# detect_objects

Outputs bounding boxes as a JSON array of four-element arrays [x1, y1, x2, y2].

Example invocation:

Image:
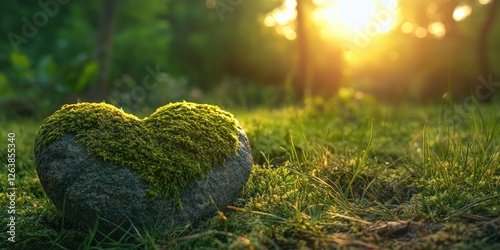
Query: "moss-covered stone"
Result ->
[[35, 102, 239, 201]]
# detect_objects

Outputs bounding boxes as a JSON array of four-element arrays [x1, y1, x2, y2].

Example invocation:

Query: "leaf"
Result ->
[[74, 61, 98, 92], [0, 73, 8, 85], [10, 52, 31, 70], [0, 72, 14, 96]]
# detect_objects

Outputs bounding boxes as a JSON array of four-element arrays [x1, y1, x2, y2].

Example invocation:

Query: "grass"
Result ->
[[1, 96, 500, 249]]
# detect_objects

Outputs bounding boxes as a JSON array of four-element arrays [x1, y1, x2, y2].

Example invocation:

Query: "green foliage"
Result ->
[[10, 53, 31, 71], [108, 70, 190, 114], [0, 73, 11, 94], [34, 102, 239, 202], [165, 0, 294, 89], [75, 62, 98, 92], [304, 87, 379, 119], [208, 79, 285, 109], [1, 0, 500, 104], [112, 0, 170, 80], [0, 52, 98, 117]]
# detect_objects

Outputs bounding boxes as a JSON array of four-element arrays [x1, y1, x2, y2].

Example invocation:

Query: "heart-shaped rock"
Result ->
[[34, 102, 252, 234]]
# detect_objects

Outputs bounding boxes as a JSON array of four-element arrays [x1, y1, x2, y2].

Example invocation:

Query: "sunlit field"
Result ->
[[1, 96, 499, 249]]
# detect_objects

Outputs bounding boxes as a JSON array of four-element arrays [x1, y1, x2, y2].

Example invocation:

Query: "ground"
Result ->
[[0, 98, 499, 249]]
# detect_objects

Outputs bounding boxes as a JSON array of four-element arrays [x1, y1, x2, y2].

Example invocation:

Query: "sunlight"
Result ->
[[401, 22, 413, 34], [264, 0, 297, 40], [313, 0, 400, 39], [428, 22, 446, 39], [282, 26, 297, 40], [264, 0, 400, 41], [325, 1, 379, 30], [415, 27, 428, 38], [453, 4, 472, 21]]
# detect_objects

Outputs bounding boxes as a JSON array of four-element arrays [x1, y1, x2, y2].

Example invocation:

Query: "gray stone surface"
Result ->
[[34, 127, 252, 234]]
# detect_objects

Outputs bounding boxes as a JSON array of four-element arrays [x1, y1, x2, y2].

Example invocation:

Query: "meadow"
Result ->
[[1, 96, 499, 249]]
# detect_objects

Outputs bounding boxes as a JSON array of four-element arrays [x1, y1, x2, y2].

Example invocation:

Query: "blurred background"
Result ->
[[0, 0, 499, 117]]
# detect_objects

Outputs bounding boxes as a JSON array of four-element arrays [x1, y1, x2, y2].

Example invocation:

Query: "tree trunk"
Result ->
[[87, 0, 117, 102], [478, 0, 498, 103], [295, 0, 309, 99]]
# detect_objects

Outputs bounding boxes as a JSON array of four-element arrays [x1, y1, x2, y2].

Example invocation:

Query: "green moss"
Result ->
[[35, 102, 239, 203]]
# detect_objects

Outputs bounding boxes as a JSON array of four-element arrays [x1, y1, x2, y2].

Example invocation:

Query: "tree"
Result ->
[[478, 0, 499, 102], [86, 0, 117, 102], [265, 0, 344, 99], [295, 0, 309, 99]]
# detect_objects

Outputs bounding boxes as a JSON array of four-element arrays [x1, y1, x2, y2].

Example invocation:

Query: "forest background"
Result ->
[[1, 0, 499, 117]]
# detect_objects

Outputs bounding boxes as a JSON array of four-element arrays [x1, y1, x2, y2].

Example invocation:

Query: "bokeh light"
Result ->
[[428, 22, 446, 38], [453, 4, 472, 21]]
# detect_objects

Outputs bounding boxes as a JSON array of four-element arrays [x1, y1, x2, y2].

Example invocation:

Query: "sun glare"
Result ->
[[313, 0, 400, 39], [264, 0, 400, 41], [328, 2, 378, 30]]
